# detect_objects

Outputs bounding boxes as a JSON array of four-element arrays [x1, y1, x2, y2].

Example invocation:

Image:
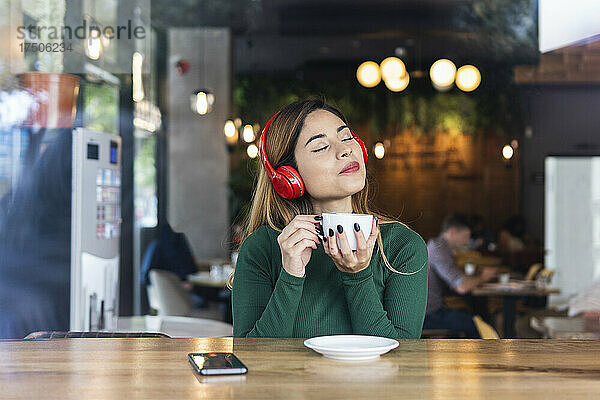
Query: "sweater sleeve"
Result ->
[[340, 224, 429, 339], [231, 226, 305, 338]]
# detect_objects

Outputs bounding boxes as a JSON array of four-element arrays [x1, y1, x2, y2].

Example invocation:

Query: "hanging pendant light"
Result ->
[[384, 73, 410, 92], [356, 61, 381, 88], [373, 142, 385, 159], [430, 59, 456, 91], [380, 57, 406, 82], [456, 65, 481, 92], [190, 89, 215, 115], [191, 31, 215, 115]]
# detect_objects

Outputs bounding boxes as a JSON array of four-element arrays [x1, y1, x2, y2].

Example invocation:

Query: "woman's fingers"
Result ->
[[277, 215, 320, 278], [324, 219, 380, 273], [322, 235, 329, 255], [336, 225, 354, 259], [291, 238, 318, 253], [354, 223, 368, 260], [277, 215, 321, 244], [279, 226, 319, 249], [282, 219, 320, 239], [366, 218, 379, 250], [325, 228, 339, 258], [283, 228, 319, 251]]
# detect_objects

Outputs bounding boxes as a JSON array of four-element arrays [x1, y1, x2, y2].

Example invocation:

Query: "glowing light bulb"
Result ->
[[380, 57, 406, 81], [132, 52, 144, 102], [430, 59, 456, 90], [85, 34, 102, 60], [243, 124, 255, 143], [357, 61, 381, 88], [384, 73, 410, 92], [456, 65, 481, 92], [374, 142, 385, 159], [190, 90, 215, 115], [224, 120, 236, 138], [502, 145, 514, 160], [247, 144, 259, 158]]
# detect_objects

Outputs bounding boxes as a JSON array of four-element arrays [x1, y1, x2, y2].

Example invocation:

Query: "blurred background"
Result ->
[[0, 0, 599, 339]]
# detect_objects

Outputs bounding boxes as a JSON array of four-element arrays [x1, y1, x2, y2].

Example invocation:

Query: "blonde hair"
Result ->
[[227, 99, 420, 288]]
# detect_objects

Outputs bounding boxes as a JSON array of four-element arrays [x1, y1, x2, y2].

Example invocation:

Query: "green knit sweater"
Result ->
[[232, 222, 428, 338]]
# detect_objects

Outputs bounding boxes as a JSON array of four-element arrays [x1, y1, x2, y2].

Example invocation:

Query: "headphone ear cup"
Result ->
[[349, 128, 368, 163], [272, 166, 305, 199], [355, 137, 368, 163]]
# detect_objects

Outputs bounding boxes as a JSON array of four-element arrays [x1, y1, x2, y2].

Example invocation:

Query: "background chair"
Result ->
[[525, 263, 543, 281], [145, 269, 233, 336], [473, 315, 500, 339], [146, 282, 160, 314], [148, 269, 195, 316]]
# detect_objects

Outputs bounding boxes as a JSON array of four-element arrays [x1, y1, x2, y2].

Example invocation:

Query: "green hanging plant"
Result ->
[[431, 93, 478, 136], [233, 75, 521, 139]]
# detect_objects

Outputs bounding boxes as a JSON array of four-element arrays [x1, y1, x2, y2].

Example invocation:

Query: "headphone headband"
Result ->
[[259, 112, 280, 181]]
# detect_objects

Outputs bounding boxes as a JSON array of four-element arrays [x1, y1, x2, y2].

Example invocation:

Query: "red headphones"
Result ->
[[259, 111, 368, 199]]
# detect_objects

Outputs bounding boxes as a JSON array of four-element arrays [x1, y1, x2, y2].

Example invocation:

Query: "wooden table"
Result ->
[[187, 272, 228, 288], [2, 338, 600, 399], [471, 283, 560, 338]]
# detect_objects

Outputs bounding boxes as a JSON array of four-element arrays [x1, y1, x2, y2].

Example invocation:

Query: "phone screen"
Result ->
[[188, 353, 248, 376]]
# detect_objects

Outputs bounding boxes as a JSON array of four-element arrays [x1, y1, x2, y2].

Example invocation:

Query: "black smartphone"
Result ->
[[188, 353, 248, 376]]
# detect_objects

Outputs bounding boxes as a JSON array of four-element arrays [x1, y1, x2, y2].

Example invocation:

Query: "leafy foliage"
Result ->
[[233, 75, 523, 139]]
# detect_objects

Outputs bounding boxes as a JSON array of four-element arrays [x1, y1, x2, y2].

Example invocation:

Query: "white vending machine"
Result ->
[[71, 128, 122, 331]]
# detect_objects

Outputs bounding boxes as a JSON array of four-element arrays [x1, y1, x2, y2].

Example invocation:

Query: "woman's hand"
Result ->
[[323, 218, 379, 273], [277, 215, 321, 278]]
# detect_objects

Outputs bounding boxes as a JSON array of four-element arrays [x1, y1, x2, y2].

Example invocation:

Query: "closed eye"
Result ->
[[312, 137, 354, 152]]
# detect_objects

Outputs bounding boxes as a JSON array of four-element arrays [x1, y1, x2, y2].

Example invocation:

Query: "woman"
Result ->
[[231, 99, 428, 338]]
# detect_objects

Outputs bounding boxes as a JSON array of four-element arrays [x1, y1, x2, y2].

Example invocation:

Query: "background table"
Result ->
[[471, 283, 560, 338], [531, 316, 600, 339], [2, 338, 600, 399], [187, 271, 228, 288], [187, 272, 232, 322]]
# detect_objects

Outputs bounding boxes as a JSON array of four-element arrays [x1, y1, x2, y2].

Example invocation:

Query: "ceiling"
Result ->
[[151, 0, 539, 76]]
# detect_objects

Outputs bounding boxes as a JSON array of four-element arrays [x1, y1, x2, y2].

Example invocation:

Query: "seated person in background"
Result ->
[[141, 222, 198, 286], [140, 222, 204, 310], [497, 215, 542, 271], [467, 214, 494, 251], [497, 215, 528, 254], [423, 213, 497, 338]]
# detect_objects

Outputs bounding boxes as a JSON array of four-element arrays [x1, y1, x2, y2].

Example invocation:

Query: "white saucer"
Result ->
[[304, 335, 399, 361]]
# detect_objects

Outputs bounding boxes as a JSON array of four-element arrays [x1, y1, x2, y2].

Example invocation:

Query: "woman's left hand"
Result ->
[[323, 218, 379, 273]]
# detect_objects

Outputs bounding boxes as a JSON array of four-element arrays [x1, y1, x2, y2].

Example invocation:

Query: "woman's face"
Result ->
[[294, 109, 366, 201]]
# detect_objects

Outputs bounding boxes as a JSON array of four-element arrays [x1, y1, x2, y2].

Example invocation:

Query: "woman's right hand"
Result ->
[[277, 215, 321, 277]]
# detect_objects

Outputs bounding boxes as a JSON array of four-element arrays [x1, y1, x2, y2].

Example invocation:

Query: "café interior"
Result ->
[[1, 0, 600, 398]]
